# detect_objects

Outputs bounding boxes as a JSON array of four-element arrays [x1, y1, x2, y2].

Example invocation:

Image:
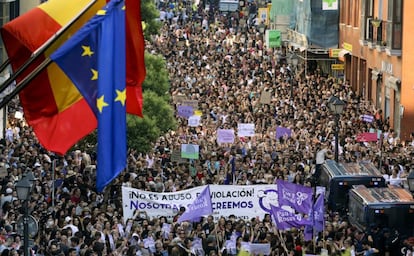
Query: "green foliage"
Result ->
[[126, 91, 176, 153], [127, 114, 160, 153], [143, 91, 177, 134], [143, 53, 170, 99], [71, 130, 97, 155], [141, 0, 162, 39]]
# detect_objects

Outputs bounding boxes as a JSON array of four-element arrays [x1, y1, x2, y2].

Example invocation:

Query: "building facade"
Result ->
[[339, 0, 413, 140]]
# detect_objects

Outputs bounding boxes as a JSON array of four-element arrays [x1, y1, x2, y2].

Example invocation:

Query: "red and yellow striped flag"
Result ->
[[1, 0, 146, 155], [1, 0, 105, 155]]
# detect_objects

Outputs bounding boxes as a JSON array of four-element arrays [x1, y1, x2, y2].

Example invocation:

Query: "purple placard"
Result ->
[[217, 129, 235, 144], [276, 126, 292, 139], [177, 105, 194, 118], [361, 114, 374, 123]]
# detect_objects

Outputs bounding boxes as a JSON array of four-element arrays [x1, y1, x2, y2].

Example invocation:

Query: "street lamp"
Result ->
[[15, 176, 33, 256], [328, 96, 345, 162], [23, 170, 36, 182]]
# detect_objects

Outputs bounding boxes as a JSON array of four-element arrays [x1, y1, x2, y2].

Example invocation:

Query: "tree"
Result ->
[[141, 0, 162, 39], [142, 90, 176, 134], [126, 114, 160, 153], [127, 91, 176, 152], [143, 53, 170, 99]]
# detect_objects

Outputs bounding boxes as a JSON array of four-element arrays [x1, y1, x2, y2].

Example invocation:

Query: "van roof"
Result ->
[[352, 185, 414, 204], [324, 160, 382, 177]]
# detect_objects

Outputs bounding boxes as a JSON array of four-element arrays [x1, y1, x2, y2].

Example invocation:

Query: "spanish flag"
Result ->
[[0, 0, 145, 155]]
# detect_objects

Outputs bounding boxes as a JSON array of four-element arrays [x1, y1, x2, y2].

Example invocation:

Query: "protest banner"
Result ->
[[361, 114, 374, 123], [276, 126, 292, 139], [181, 144, 199, 159], [237, 123, 255, 137], [178, 185, 213, 223], [260, 90, 271, 104], [217, 129, 235, 144], [122, 184, 279, 221], [177, 105, 193, 118], [173, 94, 187, 103], [276, 179, 313, 214], [250, 243, 271, 255], [170, 150, 188, 163], [181, 99, 199, 109], [188, 115, 201, 127], [225, 240, 237, 255], [356, 132, 378, 142], [271, 205, 311, 230]]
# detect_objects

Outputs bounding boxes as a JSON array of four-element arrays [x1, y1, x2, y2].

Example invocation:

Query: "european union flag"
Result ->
[[51, 0, 126, 192]]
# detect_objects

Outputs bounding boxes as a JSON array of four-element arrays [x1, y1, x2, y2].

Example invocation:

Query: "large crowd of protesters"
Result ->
[[0, 0, 414, 255]]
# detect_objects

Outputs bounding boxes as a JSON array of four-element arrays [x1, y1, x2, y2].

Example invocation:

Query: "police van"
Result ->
[[318, 160, 386, 212], [348, 185, 414, 237]]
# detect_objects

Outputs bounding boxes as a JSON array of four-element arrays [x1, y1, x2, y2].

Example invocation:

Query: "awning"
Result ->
[[338, 49, 351, 57]]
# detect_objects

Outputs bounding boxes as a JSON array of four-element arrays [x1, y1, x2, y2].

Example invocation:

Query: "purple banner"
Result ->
[[276, 179, 313, 214], [177, 185, 213, 223], [217, 129, 235, 144], [304, 225, 313, 241], [276, 126, 292, 139], [361, 114, 374, 123], [304, 192, 325, 241], [271, 205, 311, 230], [313, 193, 325, 232], [177, 105, 194, 118]]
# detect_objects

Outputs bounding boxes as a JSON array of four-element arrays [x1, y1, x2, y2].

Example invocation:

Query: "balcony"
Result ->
[[364, 18, 384, 52]]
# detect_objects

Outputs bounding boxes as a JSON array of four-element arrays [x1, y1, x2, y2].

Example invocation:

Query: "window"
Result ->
[[362, 0, 374, 41], [349, 195, 365, 225], [377, 21, 383, 43], [353, 0, 360, 27], [340, 0, 346, 23], [341, 0, 351, 25], [9, 0, 19, 21], [366, 18, 374, 41], [387, 0, 403, 50]]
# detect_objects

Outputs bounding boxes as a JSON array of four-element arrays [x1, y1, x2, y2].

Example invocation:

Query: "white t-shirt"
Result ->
[[316, 148, 328, 165]]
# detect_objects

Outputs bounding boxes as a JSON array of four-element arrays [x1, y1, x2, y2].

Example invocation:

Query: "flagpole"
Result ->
[[215, 226, 221, 255], [277, 229, 289, 255], [0, 59, 10, 75], [270, 205, 289, 255], [0, 58, 52, 110], [0, 0, 98, 101]]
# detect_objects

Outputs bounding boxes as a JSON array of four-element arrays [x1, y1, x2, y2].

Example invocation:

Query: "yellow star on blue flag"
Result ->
[[51, 0, 127, 192]]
